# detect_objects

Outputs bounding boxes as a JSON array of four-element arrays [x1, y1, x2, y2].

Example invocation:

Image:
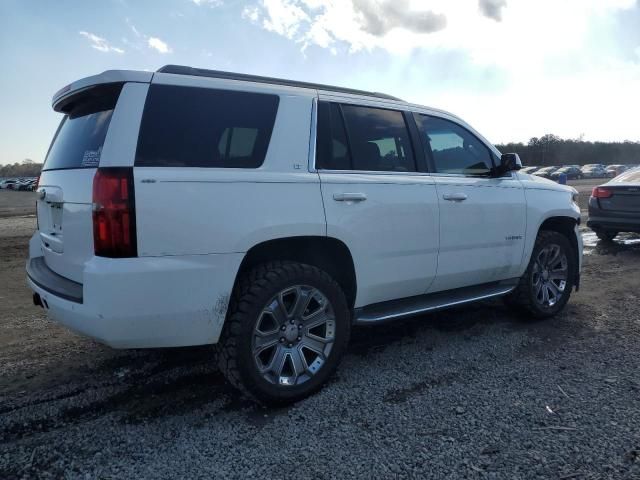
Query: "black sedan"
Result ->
[[550, 166, 583, 180], [587, 168, 640, 241]]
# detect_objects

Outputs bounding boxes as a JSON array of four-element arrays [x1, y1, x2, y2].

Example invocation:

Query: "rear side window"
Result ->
[[43, 84, 122, 171], [136, 85, 279, 168], [415, 114, 494, 175], [316, 102, 352, 170], [316, 102, 416, 172]]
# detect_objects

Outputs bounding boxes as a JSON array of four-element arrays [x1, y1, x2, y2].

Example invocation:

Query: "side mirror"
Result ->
[[497, 153, 522, 175]]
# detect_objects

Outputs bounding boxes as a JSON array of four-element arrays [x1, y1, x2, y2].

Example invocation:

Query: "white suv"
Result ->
[[27, 65, 583, 404]]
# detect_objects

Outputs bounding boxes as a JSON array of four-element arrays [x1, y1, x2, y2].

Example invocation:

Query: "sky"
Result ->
[[1, 0, 640, 165]]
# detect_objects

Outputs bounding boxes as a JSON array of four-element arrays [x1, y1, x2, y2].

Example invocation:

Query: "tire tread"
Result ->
[[216, 260, 349, 404]]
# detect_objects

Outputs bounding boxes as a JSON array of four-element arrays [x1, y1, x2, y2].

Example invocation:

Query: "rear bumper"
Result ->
[[26, 248, 243, 349], [587, 204, 640, 232], [27, 257, 83, 303]]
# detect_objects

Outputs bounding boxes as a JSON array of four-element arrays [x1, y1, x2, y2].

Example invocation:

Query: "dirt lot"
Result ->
[[1, 184, 639, 479]]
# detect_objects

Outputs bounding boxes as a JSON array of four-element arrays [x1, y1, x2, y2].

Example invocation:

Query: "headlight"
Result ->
[[572, 191, 579, 203]]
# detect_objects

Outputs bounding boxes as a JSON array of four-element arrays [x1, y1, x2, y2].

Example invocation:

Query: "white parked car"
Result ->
[[0, 179, 18, 189], [27, 66, 583, 404]]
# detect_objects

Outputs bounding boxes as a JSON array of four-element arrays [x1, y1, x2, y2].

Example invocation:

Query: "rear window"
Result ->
[[135, 85, 280, 168], [43, 84, 122, 171], [615, 168, 640, 183]]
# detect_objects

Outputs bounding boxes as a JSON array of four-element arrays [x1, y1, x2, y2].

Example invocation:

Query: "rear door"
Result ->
[[317, 99, 439, 308], [36, 82, 148, 282], [413, 113, 526, 293]]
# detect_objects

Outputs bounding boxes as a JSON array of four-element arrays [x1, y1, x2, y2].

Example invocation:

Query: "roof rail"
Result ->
[[156, 65, 403, 102]]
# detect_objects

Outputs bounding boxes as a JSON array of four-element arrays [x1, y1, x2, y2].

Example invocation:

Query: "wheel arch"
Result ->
[[537, 215, 581, 289], [233, 236, 357, 309]]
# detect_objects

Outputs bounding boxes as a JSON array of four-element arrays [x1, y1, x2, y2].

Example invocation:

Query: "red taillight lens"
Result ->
[[92, 168, 137, 258], [591, 187, 612, 199]]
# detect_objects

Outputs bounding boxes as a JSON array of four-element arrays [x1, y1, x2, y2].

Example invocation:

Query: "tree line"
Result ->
[[0, 160, 43, 178], [496, 134, 640, 167]]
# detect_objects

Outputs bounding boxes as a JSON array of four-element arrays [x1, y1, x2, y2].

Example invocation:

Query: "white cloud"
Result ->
[[240, 0, 640, 143], [148, 36, 172, 54], [192, 0, 223, 6], [261, 0, 310, 39], [124, 19, 173, 54], [78, 31, 124, 54], [242, 0, 637, 60], [242, 5, 261, 22]]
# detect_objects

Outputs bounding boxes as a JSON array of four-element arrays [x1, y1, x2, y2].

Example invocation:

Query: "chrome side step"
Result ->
[[353, 279, 518, 325]]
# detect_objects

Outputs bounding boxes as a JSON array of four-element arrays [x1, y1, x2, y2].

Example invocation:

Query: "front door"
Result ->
[[413, 113, 526, 293]]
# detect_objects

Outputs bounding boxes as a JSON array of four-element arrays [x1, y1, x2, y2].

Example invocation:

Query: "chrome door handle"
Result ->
[[333, 192, 367, 202], [442, 193, 468, 202]]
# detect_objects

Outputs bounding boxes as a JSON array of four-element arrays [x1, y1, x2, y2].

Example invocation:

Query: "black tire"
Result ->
[[505, 230, 576, 319], [217, 261, 350, 405], [594, 229, 618, 242]]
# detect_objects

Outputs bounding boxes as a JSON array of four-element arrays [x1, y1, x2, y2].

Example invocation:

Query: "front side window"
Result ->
[[341, 104, 416, 172], [415, 114, 494, 175], [136, 85, 279, 168], [316, 102, 416, 172]]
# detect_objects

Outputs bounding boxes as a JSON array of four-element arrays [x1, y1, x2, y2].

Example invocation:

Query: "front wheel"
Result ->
[[505, 230, 576, 318], [217, 261, 350, 405]]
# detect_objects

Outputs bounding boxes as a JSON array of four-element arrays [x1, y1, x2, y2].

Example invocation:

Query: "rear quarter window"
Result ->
[[135, 85, 279, 168]]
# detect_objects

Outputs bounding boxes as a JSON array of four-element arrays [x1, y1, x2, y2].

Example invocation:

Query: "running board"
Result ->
[[353, 279, 518, 325]]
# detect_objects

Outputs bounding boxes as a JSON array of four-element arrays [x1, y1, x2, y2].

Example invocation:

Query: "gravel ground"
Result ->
[[1, 181, 640, 479]]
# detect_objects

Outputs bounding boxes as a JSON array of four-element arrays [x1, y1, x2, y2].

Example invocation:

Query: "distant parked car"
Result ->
[[532, 166, 558, 179], [18, 179, 37, 191], [551, 166, 583, 180], [606, 165, 627, 177], [588, 167, 640, 241], [0, 179, 18, 189], [581, 165, 609, 178], [520, 166, 539, 174]]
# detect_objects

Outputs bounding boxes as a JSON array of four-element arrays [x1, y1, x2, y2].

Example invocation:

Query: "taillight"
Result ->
[[92, 168, 137, 258], [591, 187, 612, 199]]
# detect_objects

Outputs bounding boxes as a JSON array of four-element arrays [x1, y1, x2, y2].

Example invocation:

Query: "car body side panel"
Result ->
[[517, 176, 582, 276], [320, 172, 440, 308], [99, 82, 149, 168], [134, 93, 326, 256], [427, 174, 526, 293]]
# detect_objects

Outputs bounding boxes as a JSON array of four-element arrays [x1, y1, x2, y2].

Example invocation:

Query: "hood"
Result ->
[[516, 171, 577, 194]]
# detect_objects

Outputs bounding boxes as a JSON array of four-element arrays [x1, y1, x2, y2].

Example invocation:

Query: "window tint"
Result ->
[[136, 85, 279, 168], [316, 102, 353, 170], [416, 115, 494, 175], [341, 105, 415, 172], [43, 85, 122, 171]]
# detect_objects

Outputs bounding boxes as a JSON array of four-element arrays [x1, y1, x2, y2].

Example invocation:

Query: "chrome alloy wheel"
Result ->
[[252, 285, 336, 386], [532, 243, 568, 307]]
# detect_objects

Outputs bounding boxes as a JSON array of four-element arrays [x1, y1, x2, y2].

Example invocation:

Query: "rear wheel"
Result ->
[[217, 261, 350, 405], [594, 229, 618, 242], [505, 230, 576, 318]]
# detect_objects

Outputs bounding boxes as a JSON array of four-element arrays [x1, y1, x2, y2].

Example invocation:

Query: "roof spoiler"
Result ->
[[52, 70, 153, 112]]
